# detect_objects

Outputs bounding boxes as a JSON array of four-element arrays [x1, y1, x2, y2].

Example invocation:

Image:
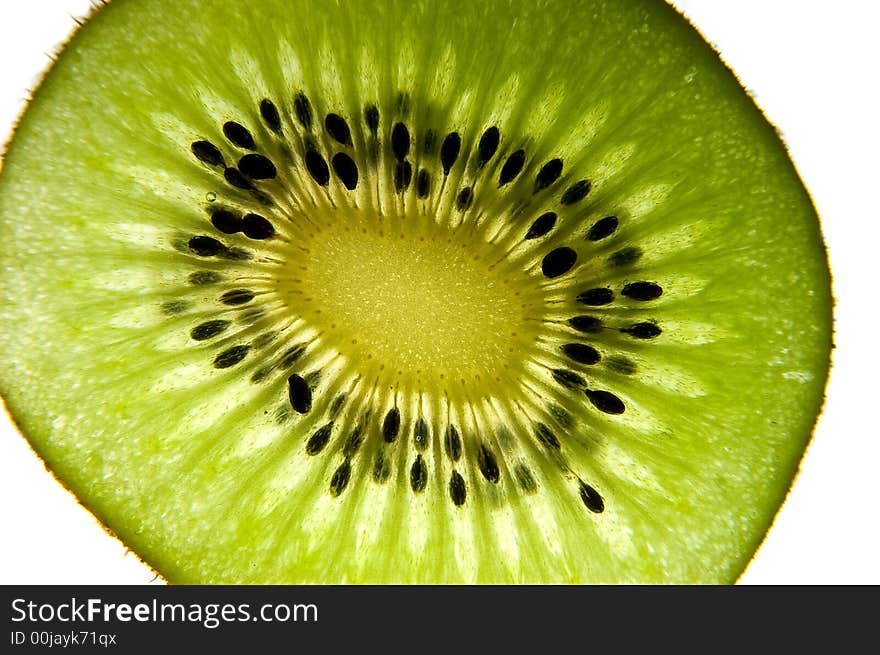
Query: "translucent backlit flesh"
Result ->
[[0, 0, 831, 583]]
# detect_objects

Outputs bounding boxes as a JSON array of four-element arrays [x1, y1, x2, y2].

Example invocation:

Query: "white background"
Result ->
[[0, 1, 877, 584]]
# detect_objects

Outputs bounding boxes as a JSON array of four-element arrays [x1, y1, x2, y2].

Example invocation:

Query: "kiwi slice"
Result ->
[[0, 0, 831, 584]]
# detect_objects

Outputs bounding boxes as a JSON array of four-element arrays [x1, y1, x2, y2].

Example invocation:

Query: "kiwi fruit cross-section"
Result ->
[[0, 0, 831, 584]]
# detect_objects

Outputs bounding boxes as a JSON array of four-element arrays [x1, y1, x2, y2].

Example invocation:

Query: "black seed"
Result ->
[[306, 423, 333, 456], [477, 444, 500, 483], [394, 161, 412, 192], [449, 471, 466, 506], [294, 92, 313, 130], [259, 99, 282, 132], [423, 129, 436, 154], [330, 460, 351, 496], [477, 126, 500, 167], [190, 320, 230, 341], [213, 344, 250, 369], [609, 247, 642, 268], [220, 289, 254, 305], [416, 169, 430, 198], [391, 122, 410, 161], [622, 322, 662, 339], [456, 187, 473, 211], [444, 425, 462, 462], [568, 316, 603, 333], [288, 374, 312, 414], [409, 455, 428, 493], [607, 356, 637, 375], [552, 368, 586, 390], [515, 464, 537, 494], [188, 235, 225, 256], [328, 152, 357, 191], [372, 451, 390, 483], [211, 209, 241, 234], [534, 423, 560, 450], [324, 113, 352, 145], [440, 132, 461, 175], [587, 215, 619, 241], [343, 424, 365, 458], [525, 212, 557, 239], [579, 480, 605, 513], [561, 179, 591, 205], [305, 149, 330, 186], [224, 167, 253, 189], [534, 158, 563, 193], [498, 149, 525, 186], [364, 104, 380, 135], [542, 247, 577, 278], [414, 418, 429, 451], [622, 281, 663, 301], [577, 288, 614, 306], [586, 389, 625, 415], [240, 213, 275, 240], [191, 140, 224, 167], [223, 121, 255, 150], [161, 300, 189, 315], [239, 153, 277, 180], [188, 271, 224, 286], [382, 408, 401, 443], [280, 345, 306, 368], [561, 343, 601, 365]]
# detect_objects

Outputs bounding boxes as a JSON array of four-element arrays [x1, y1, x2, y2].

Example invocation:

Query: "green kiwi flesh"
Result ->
[[0, 0, 831, 583]]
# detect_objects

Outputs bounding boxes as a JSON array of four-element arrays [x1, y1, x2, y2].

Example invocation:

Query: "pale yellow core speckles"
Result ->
[[279, 210, 545, 394]]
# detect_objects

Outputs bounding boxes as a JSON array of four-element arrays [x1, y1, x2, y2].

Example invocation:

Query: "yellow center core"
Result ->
[[280, 212, 542, 392]]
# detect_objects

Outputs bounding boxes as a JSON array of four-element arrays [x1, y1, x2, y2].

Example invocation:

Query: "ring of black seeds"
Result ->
[[181, 95, 679, 518]]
